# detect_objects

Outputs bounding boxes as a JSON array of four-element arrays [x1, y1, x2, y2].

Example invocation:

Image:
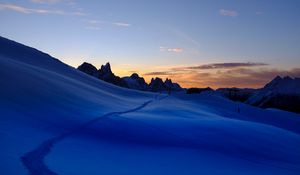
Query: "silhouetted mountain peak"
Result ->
[[164, 78, 173, 86], [149, 77, 165, 92], [246, 75, 300, 113], [77, 62, 99, 77], [123, 73, 148, 91], [77, 62, 182, 92], [283, 76, 293, 81], [130, 73, 140, 79], [100, 62, 112, 75], [265, 75, 299, 91]]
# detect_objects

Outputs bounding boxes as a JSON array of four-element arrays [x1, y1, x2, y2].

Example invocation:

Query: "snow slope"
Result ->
[[0, 36, 155, 175], [1, 36, 300, 175]]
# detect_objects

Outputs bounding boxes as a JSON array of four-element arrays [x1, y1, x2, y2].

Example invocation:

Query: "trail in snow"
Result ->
[[21, 94, 167, 175]]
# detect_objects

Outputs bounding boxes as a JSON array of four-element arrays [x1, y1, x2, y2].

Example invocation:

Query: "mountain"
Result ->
[[77, 62, 99, 77], [77, 62, 128, 88], [164, 78, 182, 91], [1, 36, 300, 175], [148, 77, 165, 92], [246, 76, 300, 113], [98, 62, 128, 87], [77, 62, 182, 92], [122, 73, 148, 91], [147, 77, 182, 92], [185, 77, 300, 113]]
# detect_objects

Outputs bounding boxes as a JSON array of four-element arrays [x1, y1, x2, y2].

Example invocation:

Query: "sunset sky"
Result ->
[[1, 0, 300, 88]]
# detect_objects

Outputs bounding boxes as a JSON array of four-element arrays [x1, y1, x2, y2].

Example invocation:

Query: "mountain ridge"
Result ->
[[77, 62, 182, 92]]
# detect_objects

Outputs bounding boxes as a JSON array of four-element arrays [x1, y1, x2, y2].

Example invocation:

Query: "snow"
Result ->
[[1, 36, 300, 175]]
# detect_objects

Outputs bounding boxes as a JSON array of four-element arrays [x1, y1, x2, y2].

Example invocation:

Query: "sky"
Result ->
[[1, 0, 300, 88]]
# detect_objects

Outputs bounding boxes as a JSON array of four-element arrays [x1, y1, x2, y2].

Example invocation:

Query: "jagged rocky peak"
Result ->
[[77, 62, 182, 92], [100, 62, 113, 75], [164, 78, 173, 84], [149, 77, 165, 92], [164, 78, 182, 91], [165, 78, 173, 87], [77, 62, 98, 77], [150, 77, 164, 84], [148, 77, 182, 92], [77, 61, 127, 88]]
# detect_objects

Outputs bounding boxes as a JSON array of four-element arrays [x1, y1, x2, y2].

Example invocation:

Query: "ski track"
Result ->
[[21, 94, 167, 175]]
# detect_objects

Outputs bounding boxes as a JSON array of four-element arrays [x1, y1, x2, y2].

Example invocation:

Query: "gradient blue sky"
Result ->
[[1, 0, 300, 88]]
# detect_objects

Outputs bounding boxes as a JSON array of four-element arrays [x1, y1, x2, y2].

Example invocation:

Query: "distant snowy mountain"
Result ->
[[77, 62, 182, 92], [1, 36, 300, 175], [186, 80, 299, 113], [246, 76, 300, 113]]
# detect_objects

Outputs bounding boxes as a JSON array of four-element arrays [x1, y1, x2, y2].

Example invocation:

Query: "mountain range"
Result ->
[[77, 61, 300, 113], [78, 62, 182, 92]]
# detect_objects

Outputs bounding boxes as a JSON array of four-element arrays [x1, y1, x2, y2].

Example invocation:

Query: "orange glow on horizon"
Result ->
[[114, 69, 267, 89], [69, 61, 297, 90]]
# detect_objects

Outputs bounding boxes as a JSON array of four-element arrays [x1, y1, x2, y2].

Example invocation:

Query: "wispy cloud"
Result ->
[[143, 65, 300, 88], [0, 3, 86, 15], [193, 68, 300, 88], [184, 62, 268, 70], [30, 0, 62, 4], [142, 61, 300, 88], [143, 62, 268, 76], [143, 71, 173, 76], [220, 9, 238, 17], [113, 22, 131, 27], [86, 19, 131, 30], [160, 46, 183, 53], [30, 0, 76, 5]]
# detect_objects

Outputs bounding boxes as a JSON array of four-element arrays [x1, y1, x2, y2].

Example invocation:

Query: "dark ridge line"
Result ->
[[21, 94, 167, 175]]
